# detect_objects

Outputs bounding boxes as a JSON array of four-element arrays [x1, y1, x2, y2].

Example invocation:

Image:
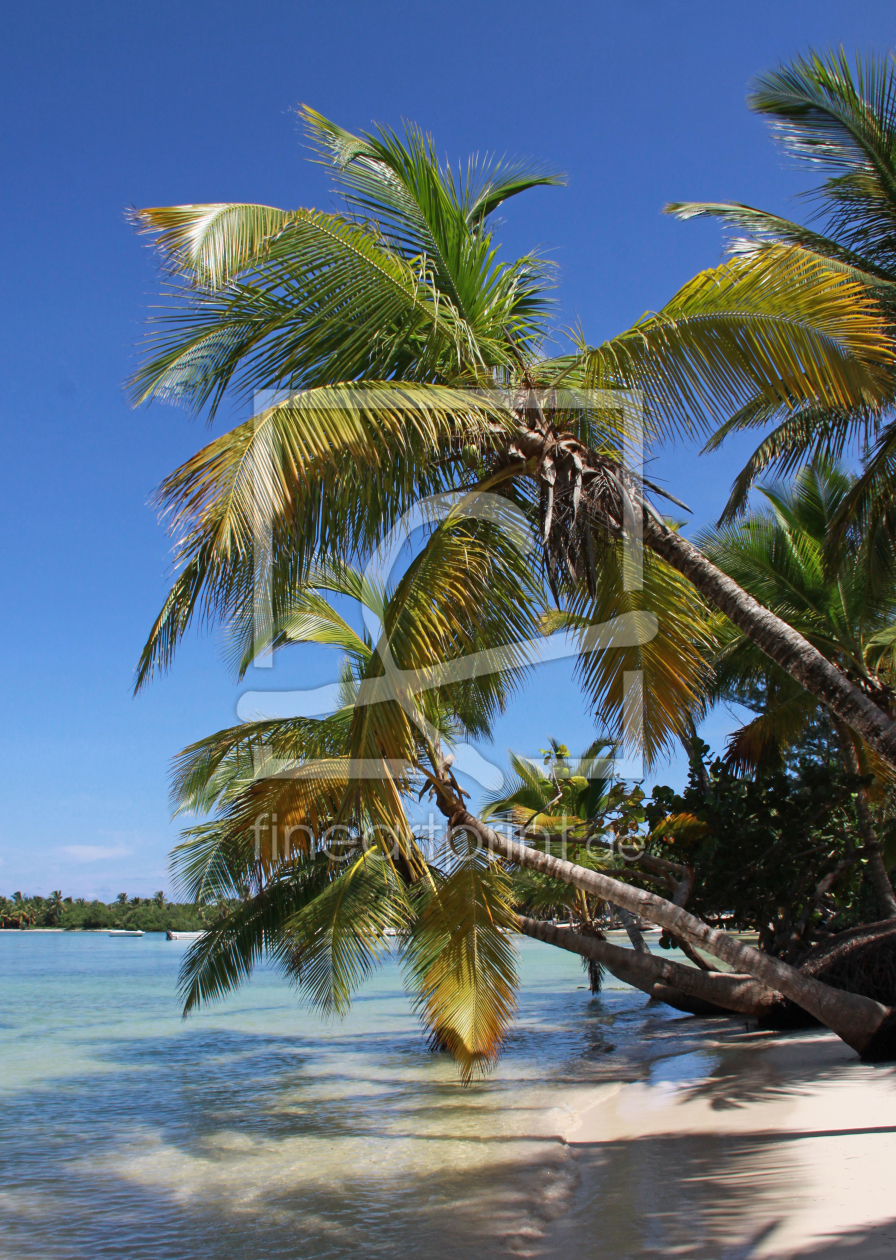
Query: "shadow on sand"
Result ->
[[3, 1015, 895, 1258]]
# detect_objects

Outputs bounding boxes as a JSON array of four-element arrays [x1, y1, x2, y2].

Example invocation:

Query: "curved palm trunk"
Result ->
[[434, 787, 895, 1057], [518, 915, 779, 1018], [509, 423, 896, 770], [642, 517, 896, 769]]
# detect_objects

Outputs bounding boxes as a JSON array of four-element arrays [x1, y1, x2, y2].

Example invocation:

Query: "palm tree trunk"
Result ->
[[838, 732, 896, 918], [435, 786, 895, 1057], [617, 907, 650, 952], [518, 915, 779, 1017], [642, 516, 896, 769], [508, 423, 896, 769]]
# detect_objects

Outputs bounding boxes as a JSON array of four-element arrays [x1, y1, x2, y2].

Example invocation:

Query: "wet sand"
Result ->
[[537, 1024, 896, 1260]]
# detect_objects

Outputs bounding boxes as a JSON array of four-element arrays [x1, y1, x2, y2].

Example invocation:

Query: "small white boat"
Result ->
[[166, 930, 205, 941], [108, 929, 144, 937]]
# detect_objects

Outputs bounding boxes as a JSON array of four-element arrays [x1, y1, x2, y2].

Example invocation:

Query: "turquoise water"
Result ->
[[0, 931, 705, 1258]]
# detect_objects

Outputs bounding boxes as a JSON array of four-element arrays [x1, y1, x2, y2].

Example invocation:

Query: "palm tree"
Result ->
[[4, 895, 35, 929], [169, 551, 533, 1079], [168, 551, 894, 1058], [129, 108, 896, 766], [153, 890, 166, 908], [668, 47, 896, 531], [132, 111, 896, 1057], [45, 891, 67, 924], [698, 461, 896, 917]]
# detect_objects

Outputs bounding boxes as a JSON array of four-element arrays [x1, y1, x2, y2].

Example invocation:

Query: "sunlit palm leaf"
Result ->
[[403, 836, 519, 1082], [281, 850, 412, 1016], [544, 540, 714, 764], [134, 381, 507, 688], [580, 247, 892, 438], [132, 203, 301, 290]]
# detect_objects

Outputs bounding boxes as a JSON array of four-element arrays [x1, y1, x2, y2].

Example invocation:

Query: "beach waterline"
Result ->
[[3, 931, 896, 1258]]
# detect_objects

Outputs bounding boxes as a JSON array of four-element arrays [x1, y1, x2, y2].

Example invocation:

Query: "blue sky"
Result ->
[[2, 0, 892, 897]]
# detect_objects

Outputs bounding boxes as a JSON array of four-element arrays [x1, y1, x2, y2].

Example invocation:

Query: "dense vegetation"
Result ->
[[0, 892, 230, 932]]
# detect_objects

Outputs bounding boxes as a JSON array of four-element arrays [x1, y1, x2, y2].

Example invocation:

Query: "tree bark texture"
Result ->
[[518, 915, 779, 1018], [438, 794, 895, 1057]]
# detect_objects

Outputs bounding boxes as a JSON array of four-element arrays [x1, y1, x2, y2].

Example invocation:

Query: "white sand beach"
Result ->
[[535, 1025, 896, 1260]]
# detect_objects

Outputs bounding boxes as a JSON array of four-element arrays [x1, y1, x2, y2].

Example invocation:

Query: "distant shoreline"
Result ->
[[0, 927, 169, 934]]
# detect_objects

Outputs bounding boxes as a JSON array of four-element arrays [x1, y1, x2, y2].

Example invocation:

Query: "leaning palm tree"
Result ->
[[132, 110, 896, 1056], [131, 108, 896, 765], [170, 533, 539, 1080], [170, 560, 785, 1057], [699, 460, 896, 917], [169, 532, 896, 1056], [668, 47, 896, 531]]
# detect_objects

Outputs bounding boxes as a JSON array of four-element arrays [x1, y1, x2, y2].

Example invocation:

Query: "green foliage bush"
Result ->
[[0, 894, 236, 932]]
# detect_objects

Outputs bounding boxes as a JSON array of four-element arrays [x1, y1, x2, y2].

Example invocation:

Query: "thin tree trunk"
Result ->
[[434, 786, 895, 1057], [838, 731, 896, 919], [519, 916, 778, 1016], [617, 907, 650, 953]]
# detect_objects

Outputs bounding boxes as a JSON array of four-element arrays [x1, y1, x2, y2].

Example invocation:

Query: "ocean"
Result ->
[[0, 930, 729, 1258]]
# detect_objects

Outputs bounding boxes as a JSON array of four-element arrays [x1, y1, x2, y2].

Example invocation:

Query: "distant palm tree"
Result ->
[[153, 890, 166, 908], [4, 900, 35, 929], [45, 891, 67, 924]]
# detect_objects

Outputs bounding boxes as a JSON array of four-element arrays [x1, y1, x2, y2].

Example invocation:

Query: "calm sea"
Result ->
[[0, 931, 718, 1258]]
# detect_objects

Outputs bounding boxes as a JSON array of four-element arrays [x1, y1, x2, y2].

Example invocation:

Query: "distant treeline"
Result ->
[[0, 891, 237, 932]]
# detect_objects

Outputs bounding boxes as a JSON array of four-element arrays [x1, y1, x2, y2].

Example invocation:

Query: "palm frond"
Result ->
[[580, 246, 893, 439], [547, 539, 714, 765], [131, 203, 301, 290], [301, 105, 560, 336], [134, 382, 506, 689], [665, 202, 896, 289], [177, 855, 335, 1012], [749, 48, 896, 265], [723, 691, 820, 773], [281, 850, 412, 1016], [402, 836, 519, 1082]]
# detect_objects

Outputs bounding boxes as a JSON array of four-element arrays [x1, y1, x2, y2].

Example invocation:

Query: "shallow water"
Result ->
[[13, 931, 877, 1259], [1, 930, 706, 1259]]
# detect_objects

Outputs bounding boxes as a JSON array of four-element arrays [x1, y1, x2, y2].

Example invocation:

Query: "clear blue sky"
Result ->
[[2, 0, 893, 898]]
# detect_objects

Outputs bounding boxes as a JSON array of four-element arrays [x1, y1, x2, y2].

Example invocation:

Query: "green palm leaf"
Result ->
[[580, 246, 892, 438], [281, 850, 411, 1016]]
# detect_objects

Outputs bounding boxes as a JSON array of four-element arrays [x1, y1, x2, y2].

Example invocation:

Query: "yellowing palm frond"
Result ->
[[134, 382, 507, 689], [403, 837, 519, 1082], [582, 246, 893, 439], [545, 539, 714, 765], [131, 203, 301, 290]]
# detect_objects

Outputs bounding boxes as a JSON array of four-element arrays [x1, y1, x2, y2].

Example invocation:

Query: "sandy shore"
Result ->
[[535, 1022, 896, 1259]]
